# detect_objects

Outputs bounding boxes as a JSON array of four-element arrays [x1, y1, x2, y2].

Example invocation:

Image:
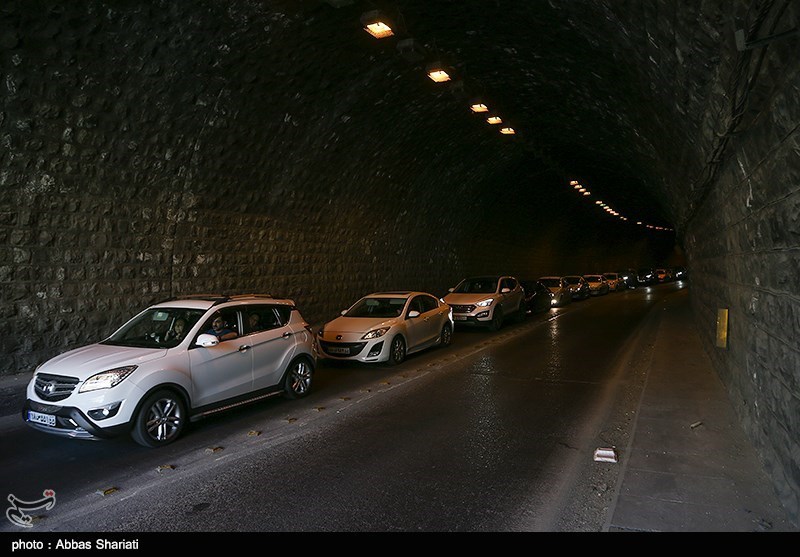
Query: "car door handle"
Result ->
[[282, 331, 293, 338], [238, 345, 251, 352]]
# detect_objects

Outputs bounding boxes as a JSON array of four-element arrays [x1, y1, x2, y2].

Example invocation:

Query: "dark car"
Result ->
[[520, 280, 553, 314], [563, 275, 590, 300], [636, 268, 655, 286]]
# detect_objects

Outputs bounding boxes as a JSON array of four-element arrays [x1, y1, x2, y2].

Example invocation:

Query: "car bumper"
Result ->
[[451, 308, 495, 326], [318, 337, 390, 363], [23, 399, 131, 440]]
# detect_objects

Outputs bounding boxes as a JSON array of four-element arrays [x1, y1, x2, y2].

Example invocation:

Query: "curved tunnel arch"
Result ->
[[1, 0, 798, 522]]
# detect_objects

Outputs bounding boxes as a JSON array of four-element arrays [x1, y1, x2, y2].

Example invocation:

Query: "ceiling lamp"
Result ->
[[426, 61, 452, 82], [573, 184, 582, 189], [470, 103, 489, 113], [360, 10, 394, 39], [500, 127, 515, 135], [570, 180, 579, 186], [583, 191, 591, 196], [486, 116, 502, 124]]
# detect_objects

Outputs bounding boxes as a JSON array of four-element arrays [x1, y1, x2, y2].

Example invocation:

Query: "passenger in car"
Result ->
[[205, 315, 237, 341], [165, 318, 187, 342], [248, 313, 263, 332]]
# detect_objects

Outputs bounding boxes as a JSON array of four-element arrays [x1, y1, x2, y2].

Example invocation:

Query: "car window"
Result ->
[[500, 278, 517, 291], [199, 308, 240, 341], [419, 295, 439, 313], [348, 297, 407, 318], [453, 278, 498, 294], [102, 308, 205, 349], [244, 304, 285, 334]]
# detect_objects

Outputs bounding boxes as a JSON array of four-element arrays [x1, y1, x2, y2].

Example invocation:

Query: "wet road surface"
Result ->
[[0, 283, 685, 532]]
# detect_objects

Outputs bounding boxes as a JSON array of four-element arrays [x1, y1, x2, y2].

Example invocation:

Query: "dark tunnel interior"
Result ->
[[1, 0, 798, 523]]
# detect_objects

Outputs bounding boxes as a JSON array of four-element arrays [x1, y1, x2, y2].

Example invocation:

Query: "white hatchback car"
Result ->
[[443, 276, 525, 330], [317, 291, 454, 365], [23, 295, 317, 447]]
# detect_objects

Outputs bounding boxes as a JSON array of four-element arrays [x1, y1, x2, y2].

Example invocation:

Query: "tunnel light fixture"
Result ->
[[595, 200, 603, 205], [486, 116, 503, 125], [361, 11, 394, 39], [470, 103, 489, 113], [499, 127, 515, 135], [569, 180, 579, 186], [426, 61, 452, 82], [583, 191, 591, 196], [578, 188, 586, 193]]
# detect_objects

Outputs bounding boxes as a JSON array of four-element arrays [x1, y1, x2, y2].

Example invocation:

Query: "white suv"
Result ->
[[443, 276, 525, 330], [23, 295, 317, 447]]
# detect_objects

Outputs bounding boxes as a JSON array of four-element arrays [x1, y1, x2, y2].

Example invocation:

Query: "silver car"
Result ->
[[317, 291, 454, 365], [443, 275, 525, 330], [23, 294, 317, 447]]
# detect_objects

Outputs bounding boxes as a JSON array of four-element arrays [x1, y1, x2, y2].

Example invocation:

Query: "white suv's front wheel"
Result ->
[[282, 357, 314, 399], [131, 389, 187, 448]]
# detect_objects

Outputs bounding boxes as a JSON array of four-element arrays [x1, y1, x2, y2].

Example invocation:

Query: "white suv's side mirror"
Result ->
[[196, 333, 219, 347], [501, 287, 511, 293], [407, 310, 420, 318], [448, 287, 454, 292]]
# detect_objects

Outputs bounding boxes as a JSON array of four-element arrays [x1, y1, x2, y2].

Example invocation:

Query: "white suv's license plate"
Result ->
[[327, 346, 349, 355], [454, 315, 467, 321], [28, 411, 56, 427]]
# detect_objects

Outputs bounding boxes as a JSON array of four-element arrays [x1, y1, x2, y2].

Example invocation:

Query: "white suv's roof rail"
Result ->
[[156, 294, 275, 307]]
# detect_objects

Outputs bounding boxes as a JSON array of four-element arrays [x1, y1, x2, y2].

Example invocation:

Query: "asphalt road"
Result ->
[[0, 283, 682, 532]]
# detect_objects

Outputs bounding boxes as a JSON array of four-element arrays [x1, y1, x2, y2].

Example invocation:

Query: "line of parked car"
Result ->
[[22, 267, 687, 448]]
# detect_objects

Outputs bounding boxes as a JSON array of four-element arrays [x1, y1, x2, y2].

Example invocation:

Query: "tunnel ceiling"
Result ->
[[306, 0, 758, 232], [3, 0, 781, 240]]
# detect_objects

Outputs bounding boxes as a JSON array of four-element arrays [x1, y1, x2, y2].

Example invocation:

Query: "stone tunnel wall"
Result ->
[[0, 1, 667, 376], [683, 51, 800, 522]]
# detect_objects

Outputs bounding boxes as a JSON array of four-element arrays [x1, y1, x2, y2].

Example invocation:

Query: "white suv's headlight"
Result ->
[[362, 327, 390, 340], [79, 366, 137, 393], [476, 298, 494, 307]]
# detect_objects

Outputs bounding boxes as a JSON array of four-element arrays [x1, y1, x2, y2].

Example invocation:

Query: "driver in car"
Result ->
[[205, 314, 237, 341]]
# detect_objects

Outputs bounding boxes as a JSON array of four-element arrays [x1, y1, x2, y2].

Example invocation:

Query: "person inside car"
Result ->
[[205, 314, 237, 341], [165, 318, 187, 342]]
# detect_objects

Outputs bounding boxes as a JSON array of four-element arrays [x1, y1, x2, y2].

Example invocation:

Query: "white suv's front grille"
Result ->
[[34, 373, 79, 402], [450, 304, 476, 313]]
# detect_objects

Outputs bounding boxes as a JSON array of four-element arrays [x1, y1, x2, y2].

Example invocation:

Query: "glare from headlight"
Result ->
[[79, 366, 137, 393], [362, 327, 390, 340]]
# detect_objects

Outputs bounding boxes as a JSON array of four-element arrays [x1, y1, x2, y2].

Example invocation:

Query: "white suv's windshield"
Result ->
[[453, 278, 498, 294], [103, 308, 206, 348], [347, 298, 407, 318]]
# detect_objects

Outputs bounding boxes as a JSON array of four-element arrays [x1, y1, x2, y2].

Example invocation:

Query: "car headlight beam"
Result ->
[[79, 366, 137, 393], [362, 327, 390, 340]]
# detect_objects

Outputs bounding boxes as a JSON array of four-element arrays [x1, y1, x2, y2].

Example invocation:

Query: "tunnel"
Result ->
[[1, 0, 798, 523]]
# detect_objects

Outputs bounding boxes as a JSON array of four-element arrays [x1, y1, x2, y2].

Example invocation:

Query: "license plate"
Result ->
[[454, 315, 467, 321], [28, 411, 56, 427], [326, 346, 350, 355]]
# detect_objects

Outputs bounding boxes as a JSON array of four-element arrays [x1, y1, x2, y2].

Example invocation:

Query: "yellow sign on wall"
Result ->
[[716, 309, 729, 348]]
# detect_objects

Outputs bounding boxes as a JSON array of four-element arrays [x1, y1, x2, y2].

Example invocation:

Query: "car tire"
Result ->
[[438, 323, 453, 347], [489, 308, 503, 331], [282, 356, 314, 399], [131, 389, 187, 448], [388, 335, 406, 365]]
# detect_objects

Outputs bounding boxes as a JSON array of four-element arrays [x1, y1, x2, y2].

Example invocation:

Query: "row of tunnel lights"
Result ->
[[569, 180, 673, 232], [360, 9, 673, 233], [361, 10, 516, 135]]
